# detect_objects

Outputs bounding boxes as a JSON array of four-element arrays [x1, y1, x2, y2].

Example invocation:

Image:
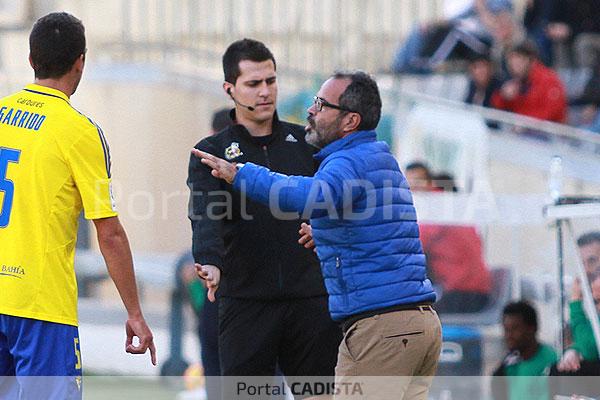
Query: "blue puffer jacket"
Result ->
[[233, 130, 435, 320]]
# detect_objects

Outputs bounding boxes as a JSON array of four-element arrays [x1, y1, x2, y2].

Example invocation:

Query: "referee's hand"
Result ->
[[298, 222, 317, 252], [196, 263, 220, 302]]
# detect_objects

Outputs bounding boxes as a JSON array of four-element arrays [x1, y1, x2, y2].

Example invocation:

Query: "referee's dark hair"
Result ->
[[223, 38, 276, 84], [503, 301, 538, 331], [29, 12, 86, 79], [332, 71, 382, 131]]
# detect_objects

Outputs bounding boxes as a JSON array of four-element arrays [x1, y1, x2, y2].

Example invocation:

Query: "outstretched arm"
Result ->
[[192, 149, 359, 218]]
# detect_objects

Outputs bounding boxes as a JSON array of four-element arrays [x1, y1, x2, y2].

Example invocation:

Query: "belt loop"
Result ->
[[418, 306, 425, 314]]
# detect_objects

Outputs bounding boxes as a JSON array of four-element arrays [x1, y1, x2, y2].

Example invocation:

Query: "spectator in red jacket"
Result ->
[[406, 162, 492, 313], [491, 41, 567, 123]]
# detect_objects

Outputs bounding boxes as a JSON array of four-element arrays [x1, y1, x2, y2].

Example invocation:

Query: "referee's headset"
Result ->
[[226, 87, 255, 111]]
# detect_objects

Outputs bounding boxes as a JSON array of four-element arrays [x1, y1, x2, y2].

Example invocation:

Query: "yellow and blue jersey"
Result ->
[[0, 84, 117, 327]]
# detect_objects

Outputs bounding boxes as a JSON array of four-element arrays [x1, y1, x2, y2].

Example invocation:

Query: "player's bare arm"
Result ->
[[93, 216, 157, 366]]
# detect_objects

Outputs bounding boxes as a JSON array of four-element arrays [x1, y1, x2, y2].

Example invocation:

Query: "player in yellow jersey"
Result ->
[[0, 12, 156, 399]]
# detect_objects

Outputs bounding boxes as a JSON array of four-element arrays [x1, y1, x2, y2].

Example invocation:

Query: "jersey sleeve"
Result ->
[[67, 123, 118, 220]]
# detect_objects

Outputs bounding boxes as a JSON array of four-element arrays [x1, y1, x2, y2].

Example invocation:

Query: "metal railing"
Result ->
[[383, 84, 600, 186], [392, 88, 600, 146]]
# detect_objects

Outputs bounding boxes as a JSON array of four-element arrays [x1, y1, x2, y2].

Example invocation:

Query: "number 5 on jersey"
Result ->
[[0, 147, 21, 228]]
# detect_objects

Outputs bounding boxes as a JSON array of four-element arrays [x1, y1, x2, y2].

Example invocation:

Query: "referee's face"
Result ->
[[233, 59, 278, 124]]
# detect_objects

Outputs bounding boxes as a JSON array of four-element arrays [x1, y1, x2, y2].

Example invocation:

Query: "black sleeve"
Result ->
[[187, 140, 226, 271]]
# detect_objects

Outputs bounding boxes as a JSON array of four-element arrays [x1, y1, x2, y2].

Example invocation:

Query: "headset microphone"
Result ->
[[227, 88, 255, 111]]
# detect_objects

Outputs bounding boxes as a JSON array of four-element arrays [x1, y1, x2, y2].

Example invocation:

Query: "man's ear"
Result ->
[[28, 54, 35, 70], [343, 112, 362, 132], [223, 82, 233, 97], [75, 54, 85, 72]]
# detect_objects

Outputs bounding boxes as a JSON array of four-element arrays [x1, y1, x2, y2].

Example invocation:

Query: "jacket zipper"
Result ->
[[336, 256, 349, 307], [263, 144, 280, 288], [262, 145, 271, 169]]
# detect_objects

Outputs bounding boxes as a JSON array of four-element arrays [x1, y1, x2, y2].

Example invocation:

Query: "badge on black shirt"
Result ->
[[225, 142, 243, 160]]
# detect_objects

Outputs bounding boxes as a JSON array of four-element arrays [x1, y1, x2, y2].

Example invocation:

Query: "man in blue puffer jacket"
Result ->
[[193, 71, 441, 399]]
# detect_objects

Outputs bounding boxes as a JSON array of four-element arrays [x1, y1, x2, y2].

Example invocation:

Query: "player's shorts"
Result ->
[[0, 314, 82, 400]]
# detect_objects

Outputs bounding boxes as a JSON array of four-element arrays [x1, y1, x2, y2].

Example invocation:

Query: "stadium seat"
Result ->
[[439, 267, 512, 326]]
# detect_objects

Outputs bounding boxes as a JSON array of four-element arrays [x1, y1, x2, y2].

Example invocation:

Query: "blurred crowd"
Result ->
[[392, 0, 600, 134], [492, 230, 600, 399], [386, 160, 600, 398]]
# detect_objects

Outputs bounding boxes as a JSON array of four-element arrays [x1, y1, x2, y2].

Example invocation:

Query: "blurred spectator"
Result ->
[[547, 0, 600, 68], [579, 109, 600, 134], [392, 0, 515, 74], [491, 41, 567, 123], [433, 171, 459, 192], [178, 108, 232, 400], [406, 162, 492, 313], [492, 301, 558, 400], [549, 276, 600, 397], [405, 161, 436, 191], [465, 53, 503, 108], [572, 59, 600, 133], [179, 254, 221, 399], [577, 231, 600, 277], [548, 231, 600, 400], [554, 275, 600, 374], [567, 231, 600, 369], [522, 0, 557, 66]]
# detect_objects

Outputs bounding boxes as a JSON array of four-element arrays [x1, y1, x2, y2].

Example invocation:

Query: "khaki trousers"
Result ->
[[334, 306, 442, 400]]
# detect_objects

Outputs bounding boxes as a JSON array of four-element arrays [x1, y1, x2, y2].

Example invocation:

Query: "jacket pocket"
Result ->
[[384, 330, 425, 339], [341, 321, 360, 362]]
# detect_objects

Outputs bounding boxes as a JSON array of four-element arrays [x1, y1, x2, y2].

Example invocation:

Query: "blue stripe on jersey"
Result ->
[[22, 89, 112, 179], [74, 111, 111, 179], [94, 124, 111, 179]]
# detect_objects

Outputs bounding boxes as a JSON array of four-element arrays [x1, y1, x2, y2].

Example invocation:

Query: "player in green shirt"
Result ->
[[492, 301, 558, 400], [556, 231, 600, 373], [555, 273, 600, 375]]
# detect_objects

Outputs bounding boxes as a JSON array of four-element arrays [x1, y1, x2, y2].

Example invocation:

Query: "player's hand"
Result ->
[[557, 349, 582, 372], [191, 149, 237, 184], [298, 222, 316, 252], [125, 317, 157, 366], [196, 263, 221, 302]]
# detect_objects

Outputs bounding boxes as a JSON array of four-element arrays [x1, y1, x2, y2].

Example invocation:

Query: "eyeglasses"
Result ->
[[313, 96, 356, 113]]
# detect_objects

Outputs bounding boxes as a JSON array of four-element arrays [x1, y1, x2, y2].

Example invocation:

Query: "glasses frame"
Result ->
[[313, 96, 356, 113]]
